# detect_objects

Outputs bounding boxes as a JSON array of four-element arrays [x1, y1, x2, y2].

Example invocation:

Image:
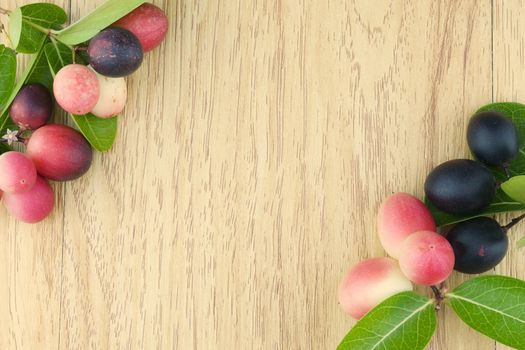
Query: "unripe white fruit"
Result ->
[[89, 68, 127, 118], [338, 257, 413, 319]]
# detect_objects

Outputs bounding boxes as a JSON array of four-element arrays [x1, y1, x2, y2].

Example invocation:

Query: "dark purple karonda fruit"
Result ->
[[88, 27, 144, 77], [447, 217, 508, 274], [9, 83, 53, 129], [467, 111, 520, 167], [26, 124, 93, 181], [424, 159, 496, 215]]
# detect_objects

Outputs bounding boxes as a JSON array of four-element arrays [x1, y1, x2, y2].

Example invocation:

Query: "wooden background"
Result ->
[[1, 0, 525, 349]]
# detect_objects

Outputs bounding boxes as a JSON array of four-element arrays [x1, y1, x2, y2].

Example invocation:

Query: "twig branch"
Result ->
[[502, 213, 525, 232]]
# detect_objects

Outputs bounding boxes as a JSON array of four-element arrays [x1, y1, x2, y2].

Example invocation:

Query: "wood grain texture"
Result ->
[[1, 0, 524, 349]]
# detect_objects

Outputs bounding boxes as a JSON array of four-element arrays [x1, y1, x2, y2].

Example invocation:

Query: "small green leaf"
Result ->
[[44, 41, 117, 152], [427, 189, 525, 227], [9, 4, 67, 54], [0, 45, 16, 110], [55, 0, 146, 45], [337, 292, 436, 350], [8, 8, 22, 51], [502, 175, 525, 204], [447, 275, 525, 349], [71, 114, 118, 152], [0, 142, 11, 155]]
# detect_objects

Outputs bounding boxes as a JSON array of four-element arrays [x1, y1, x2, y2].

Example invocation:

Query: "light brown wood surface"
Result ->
[[1, 0, 525, 349]]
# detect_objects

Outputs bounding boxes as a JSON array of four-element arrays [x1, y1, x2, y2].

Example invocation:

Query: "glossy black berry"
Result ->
[[424, 159, 496, 215], [467, 111, 520, 167], [446, 217, 508, 274], [9, 83, 53, 129], [88, 27, 144, 77]]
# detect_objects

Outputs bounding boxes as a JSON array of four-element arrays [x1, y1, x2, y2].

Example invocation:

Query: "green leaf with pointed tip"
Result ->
[[44, 40, 117, 152], [502, 175, 525, 204], [9, 4, 67, 54], [0, 45, 16, 110], [427, 189, 525, 227], [337, 292, 436, 350], [448, 275, 525, 350], [8, 8, 22, 52], [71, 114, 118, 152], [55, 0, 146, 45], [0, 39, 51, 136]]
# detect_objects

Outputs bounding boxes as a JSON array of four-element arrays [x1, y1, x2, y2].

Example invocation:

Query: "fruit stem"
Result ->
[[502, 164, 511, 179], [502, 213, 525, 232], [431, 285, 445, 311]]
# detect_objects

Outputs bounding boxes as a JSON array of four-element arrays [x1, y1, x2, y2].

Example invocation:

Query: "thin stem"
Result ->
[[24, 20, 53, 36], [431, 285, 445, 311], [502, 164, 511, 179], [502, 213, 525, 232]]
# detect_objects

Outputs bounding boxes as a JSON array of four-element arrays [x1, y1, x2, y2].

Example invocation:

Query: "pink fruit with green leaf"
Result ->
[[338, 257, 412, 319]]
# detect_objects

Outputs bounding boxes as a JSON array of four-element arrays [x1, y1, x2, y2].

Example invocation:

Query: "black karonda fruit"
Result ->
[[447, 217, 508, 274], [425, 159, 496, 215], [467, 111, 520, 169], [88, 27, 144, 77]]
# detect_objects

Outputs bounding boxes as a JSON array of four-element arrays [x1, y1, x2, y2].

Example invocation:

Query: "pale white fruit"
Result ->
[[89, 67, 127, 118]]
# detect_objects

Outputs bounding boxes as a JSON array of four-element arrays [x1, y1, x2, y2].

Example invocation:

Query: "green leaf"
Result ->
[[502, 175, 525, 204], [337, 292, 436, 350], [427, 189, 525, 227], [71, 114, 118, 152], [9, 4, 67, 54], [44, 40, 74, 76], [8, 8, 22, 53], [44, 40, 117, 152], [0, 45, 16, 110], [55, 0, 146, 45], [0, 143, 10, 155], [447, 275, 525, 349], [0, 39, 50, 135]]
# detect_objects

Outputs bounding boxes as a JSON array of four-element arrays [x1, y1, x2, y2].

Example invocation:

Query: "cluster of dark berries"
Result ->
[[425, 111, 521, 274], [338, 110, 522, 320], [0, 3, 169, 223]]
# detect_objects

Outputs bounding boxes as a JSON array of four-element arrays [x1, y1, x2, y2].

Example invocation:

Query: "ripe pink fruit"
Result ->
[[0, 151, 37, 193], [338, 257, 412, 319], [378, 193, 436, 258], [53, 64, 100, 115], [114, 3, 169, 52], [3, 176, 54, 223], [26, 124, 93, 181], [398, 230, 455, 286]]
